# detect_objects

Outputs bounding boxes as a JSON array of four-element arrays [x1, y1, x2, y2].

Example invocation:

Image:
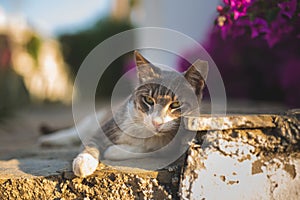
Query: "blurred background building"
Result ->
[[0, 0, 299, 120]]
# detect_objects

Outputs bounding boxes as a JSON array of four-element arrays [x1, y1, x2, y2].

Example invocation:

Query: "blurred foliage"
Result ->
[[0, 34, 28, 120], [0, 68, 28, 120], [0, 16, 74, 121], [25, 35, 41, 64], [59, 18, 134, 98]]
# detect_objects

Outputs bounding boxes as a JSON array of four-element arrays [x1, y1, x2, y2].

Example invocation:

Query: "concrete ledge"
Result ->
[[180, 139, 300, 199], [180, 112, 300, 200], [0, 111, 299, 199], [184, 115, 276, 131], [0, 167, 175, 200], [0, 150, 180, 199]]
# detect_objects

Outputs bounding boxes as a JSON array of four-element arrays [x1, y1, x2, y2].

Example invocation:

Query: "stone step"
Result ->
[[184, 108, 299, 131], [184, 114, 276, 131], [0, 107, 299, 199], [0, 148, 180, 199]]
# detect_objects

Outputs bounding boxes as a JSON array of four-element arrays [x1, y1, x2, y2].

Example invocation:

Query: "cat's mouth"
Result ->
[[144, 121, 179, 135]]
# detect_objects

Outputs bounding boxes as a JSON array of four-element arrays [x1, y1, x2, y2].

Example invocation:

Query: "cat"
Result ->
[[39, 51, 208, 177]]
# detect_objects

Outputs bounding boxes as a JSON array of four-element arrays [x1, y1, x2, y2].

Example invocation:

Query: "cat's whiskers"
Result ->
[[55, 51, 210, 178]]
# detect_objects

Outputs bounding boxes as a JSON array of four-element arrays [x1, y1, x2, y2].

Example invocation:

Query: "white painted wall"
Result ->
[[131, 0, 220, 67], [131, 0, 219, 42]]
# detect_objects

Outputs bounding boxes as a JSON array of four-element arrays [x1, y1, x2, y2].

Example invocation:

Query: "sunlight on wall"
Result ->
[[17, 40, 73, 103], [0, 9, 73, 104]]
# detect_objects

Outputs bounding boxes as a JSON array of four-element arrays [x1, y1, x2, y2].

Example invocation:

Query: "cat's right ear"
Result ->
[[134, 51, 161, 83]]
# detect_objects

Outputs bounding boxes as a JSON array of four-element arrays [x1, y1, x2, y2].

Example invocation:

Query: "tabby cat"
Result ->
[[40, 51, 208, 177]]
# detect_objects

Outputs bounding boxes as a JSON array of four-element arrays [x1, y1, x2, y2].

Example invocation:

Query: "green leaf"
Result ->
[[265, 8, 280, 23], [26, 35, 41, 63]]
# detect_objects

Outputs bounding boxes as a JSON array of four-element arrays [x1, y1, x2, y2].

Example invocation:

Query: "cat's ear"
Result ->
[[134, 50, 161, 83], [184, 59, 208, 96]]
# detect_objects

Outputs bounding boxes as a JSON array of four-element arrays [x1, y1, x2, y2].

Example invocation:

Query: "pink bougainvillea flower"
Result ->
[[231, 18, 249, 37], [217, 5, 224, 12], [223, 0, 230, 5], [233, 10, 245, 20], [278, 0, 297, 19], [264, 16, 294, 47], [250, 18, 269, 38], [209, 0, 300, 106]]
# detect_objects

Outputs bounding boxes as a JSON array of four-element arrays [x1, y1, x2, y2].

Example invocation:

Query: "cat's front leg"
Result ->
[[72, 146, 99, 177]]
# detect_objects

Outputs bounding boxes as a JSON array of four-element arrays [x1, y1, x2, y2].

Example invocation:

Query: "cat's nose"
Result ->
[[152, 117, 163, 128]]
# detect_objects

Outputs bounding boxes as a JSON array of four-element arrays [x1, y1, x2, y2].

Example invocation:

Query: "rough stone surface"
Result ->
[[1, 105, 299, 199], [184, 115, 276, 131], [184, 111, 299, 132], [180, 113, 300, 200], [0, 166, 177, 200], [0, 148, 181, 200]]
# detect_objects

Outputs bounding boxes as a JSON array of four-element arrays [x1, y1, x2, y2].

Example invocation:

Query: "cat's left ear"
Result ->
[[184, 59, 208, 96], [134, 50, 161, 83]]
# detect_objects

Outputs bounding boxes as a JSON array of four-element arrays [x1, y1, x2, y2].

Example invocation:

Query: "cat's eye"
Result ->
[[143, 96, 154, 105], [170, 101, 181, 109]]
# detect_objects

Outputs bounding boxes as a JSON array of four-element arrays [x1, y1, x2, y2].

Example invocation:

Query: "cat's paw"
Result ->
[[72, 153, 98, 177]]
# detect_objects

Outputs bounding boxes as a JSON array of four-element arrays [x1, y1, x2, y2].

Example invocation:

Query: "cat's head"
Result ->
[[131, 51, 208, 134]]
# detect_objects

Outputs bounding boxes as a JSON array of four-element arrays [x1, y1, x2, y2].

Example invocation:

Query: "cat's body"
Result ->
[[39, 51, 208, 177]]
